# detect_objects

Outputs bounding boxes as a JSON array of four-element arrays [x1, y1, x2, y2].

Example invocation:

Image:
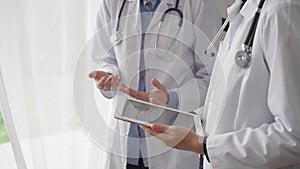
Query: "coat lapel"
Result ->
[[127, 0, 142, 34]]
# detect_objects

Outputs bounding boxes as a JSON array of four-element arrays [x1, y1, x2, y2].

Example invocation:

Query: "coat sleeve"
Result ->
[[92, 0, 119, 76], [207, 2, 300, 168], [91, 0, 120, 98]]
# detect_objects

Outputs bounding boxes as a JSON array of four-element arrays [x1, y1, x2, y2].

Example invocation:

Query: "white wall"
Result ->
[[214, 0, 235, 17]]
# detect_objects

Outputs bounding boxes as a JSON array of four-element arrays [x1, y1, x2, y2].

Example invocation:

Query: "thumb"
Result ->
[[89, 71, 97, 79], [151, 78, 166, 91], [152, 123, 170, 133], [151, 78, 169, 103], [89, 71, 107, 80]]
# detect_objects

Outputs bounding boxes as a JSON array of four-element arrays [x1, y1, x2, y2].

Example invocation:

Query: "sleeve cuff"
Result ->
[[101, 90, 117, 99], [167, 91, 179, 109], [203, 136, 210, 163]]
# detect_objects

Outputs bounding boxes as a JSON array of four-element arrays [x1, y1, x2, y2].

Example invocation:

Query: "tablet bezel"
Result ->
[[113, 96, 197, 127]]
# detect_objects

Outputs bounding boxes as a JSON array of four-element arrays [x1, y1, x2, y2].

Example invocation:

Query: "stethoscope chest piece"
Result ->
[[235, 50, 251, 68], [234, 0, 266, 69], [111, 31, 122, 46]]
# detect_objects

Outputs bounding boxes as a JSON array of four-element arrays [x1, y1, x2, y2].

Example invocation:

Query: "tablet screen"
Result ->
[[114, 95, 196, 128]]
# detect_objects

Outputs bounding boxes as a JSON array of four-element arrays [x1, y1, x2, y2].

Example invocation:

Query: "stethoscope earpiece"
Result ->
[[204, 49, 216, 57]]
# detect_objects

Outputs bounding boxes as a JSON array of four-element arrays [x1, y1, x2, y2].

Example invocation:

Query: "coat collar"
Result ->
[[126, 0, 184, 33], [127, 0, 184, 5], [227, 0, 243, 21], [127, 0, 183, 14], [165, 0, 184, 7], [227, 0, 260, 21], [127, 0, 140, 15], [240, 0, 260, 19]]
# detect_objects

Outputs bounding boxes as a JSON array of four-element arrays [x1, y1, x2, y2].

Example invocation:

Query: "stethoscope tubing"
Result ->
[[155, 5, 183, 53], [114, 0, 184, 60], [160, 8, 183, 26], [204, 17, 230, 57], [205, 0, 266, 68], [235, 0, 266, 68], [116, 0, 183, 32], [116, 0, 127, 32], [244, 0, 266, 48]]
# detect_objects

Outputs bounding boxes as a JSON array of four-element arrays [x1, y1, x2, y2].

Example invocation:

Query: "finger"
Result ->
[[97, 77, 107, 89], [147, 129, 173, 146], [111, 76, 121, 90], [119, 84, 129, 93], [119, 84, 138, 97], [140, 125, 160, 136], [139, 125, 151, 131], [119, 85, 149, 101], [152, 78, 166, 91], [140, 125, 173, 146], [151, 79, 169, 102], [127, 89, 149, 101], [89, 71, 108, 80], [102, 75, 113, 90], [152, 123, 170, 133], [154, 132, 173, 145], [89, 71, 97, 78]]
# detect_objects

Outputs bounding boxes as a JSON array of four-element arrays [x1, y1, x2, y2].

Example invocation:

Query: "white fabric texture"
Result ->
[[0, 0, 112, 168], [203, 0, 300, 168]]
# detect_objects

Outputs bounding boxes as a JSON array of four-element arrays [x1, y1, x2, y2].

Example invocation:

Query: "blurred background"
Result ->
[[0, 114, 9, 143], [0, 0, 234, 168]]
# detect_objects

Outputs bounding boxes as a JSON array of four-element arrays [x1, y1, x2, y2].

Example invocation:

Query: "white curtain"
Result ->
[[0, 0, 111, 168]]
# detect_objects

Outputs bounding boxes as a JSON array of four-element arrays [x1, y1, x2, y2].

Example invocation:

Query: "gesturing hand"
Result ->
[[89, 71, 121, 91], [119, 78, 169, 106]]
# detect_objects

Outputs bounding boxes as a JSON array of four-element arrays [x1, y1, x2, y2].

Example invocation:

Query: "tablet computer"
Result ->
[[113, 95, 197, 128]]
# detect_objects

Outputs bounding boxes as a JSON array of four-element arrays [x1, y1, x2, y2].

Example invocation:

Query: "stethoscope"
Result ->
[[112, 0, 183, 58], [205, 0, 266, 68]]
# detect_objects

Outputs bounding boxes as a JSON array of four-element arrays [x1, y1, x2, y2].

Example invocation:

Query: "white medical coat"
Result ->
[[93, 0, 221, 168], [202, 0, 300, 168]]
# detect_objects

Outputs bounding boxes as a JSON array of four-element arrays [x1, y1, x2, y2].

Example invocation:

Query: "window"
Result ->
[[0, 113, 9, 143]]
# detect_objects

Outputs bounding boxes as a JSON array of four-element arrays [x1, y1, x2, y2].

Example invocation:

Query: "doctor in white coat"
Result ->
[[140, 0, 300, 168], [89, 0, 221, 168]]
